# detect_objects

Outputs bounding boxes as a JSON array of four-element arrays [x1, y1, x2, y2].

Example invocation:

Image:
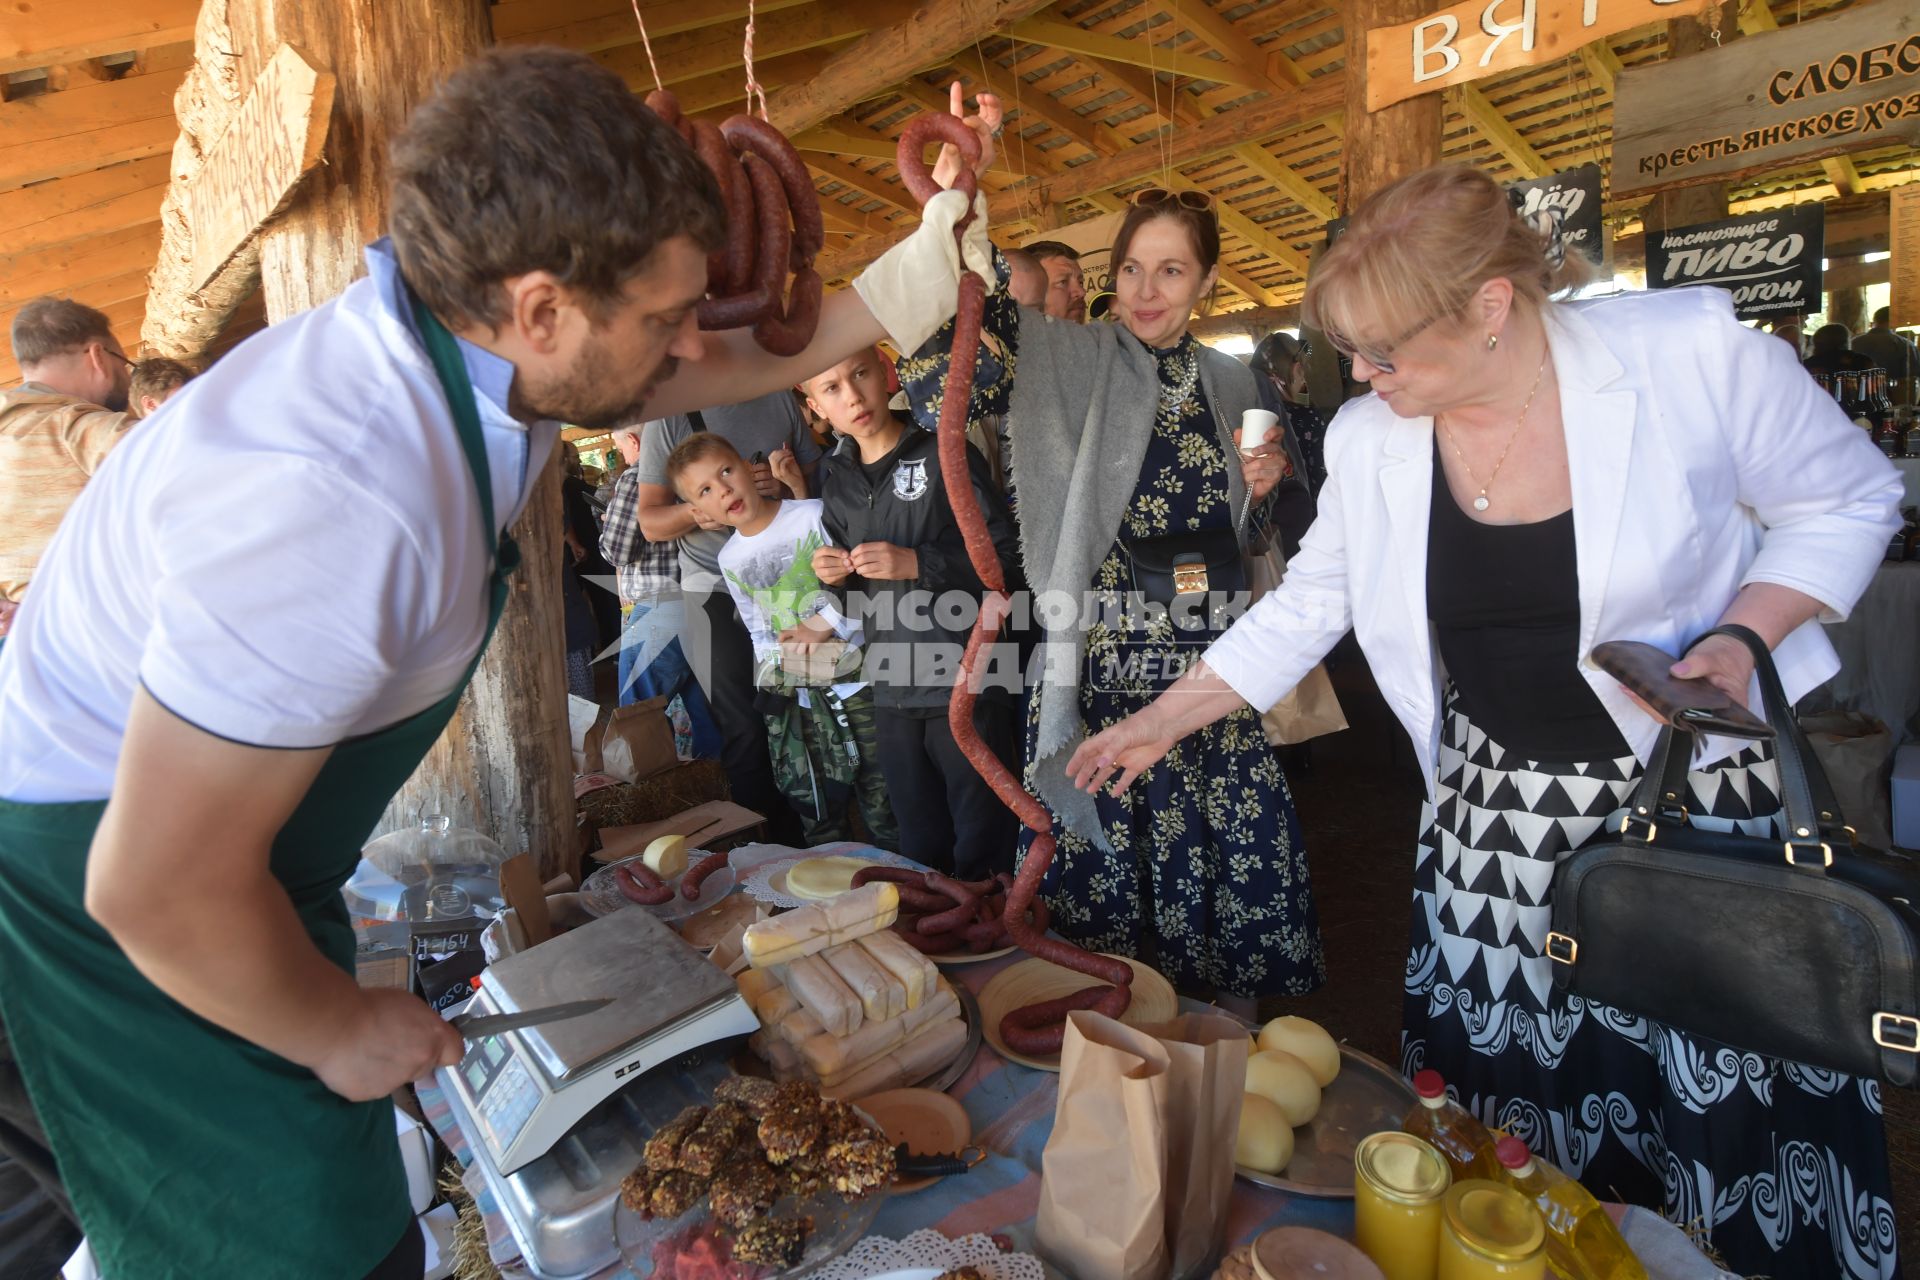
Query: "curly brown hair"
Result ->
[[388, 48, 725, 330]]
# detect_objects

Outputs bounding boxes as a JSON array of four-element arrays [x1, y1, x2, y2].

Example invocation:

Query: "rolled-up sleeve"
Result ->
[[1700, 292, 1903, 622], [1202, 427, 1355, 710]]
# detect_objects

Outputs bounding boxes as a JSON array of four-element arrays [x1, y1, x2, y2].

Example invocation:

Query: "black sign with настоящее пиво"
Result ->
[[1507, 164, 1605, 267], [1644, 203, 1826, 321]]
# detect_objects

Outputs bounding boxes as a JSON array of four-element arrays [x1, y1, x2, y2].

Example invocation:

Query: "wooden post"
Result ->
[[1646, 1, 1740, 232], [215, 1, 574, 875], [1340, 0, 1441, 214]]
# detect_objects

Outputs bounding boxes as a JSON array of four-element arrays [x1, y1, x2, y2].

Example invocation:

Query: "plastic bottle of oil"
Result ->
[[1493, 1136, 1648, 1280], [1402, 1070, 1499, 1183]]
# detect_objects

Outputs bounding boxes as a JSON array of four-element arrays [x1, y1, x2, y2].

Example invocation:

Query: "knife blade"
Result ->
[[452, 997, 613, 1039]]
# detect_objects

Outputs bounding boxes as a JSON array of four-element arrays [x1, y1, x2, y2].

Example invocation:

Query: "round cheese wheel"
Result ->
[[786, 856, 874, 901], [642, 834, 689, 878], [1246, 1050, 1322, 1126], [1257, 1016, 1341, 1087], [1235, 1092, 1295, 1174]]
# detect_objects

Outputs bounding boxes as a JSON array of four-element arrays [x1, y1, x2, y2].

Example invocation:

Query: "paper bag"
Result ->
[[1247, 540, 1347, 746], [568, 695, 607, 774], [1800, 710, 1895, 850], [1142, 1013, 1251, 1276], [1037, 1012, 1172, 1280], [598, 697, 678, 783]]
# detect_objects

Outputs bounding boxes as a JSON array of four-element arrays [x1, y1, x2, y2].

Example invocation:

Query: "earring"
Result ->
[[1486, 332, 1499, 352]]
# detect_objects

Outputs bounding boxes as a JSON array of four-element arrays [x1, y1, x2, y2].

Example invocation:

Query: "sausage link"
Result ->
[[644, 89, 681, 126], [893, 113, 981, 208], [720, 115, 824, 262], [615, 863, 674, 906], [681, 849, 731, 901], [752, 266, 821, 358], [852, 867, 947, 914], [897, 925, 968, 955], [690, 120, 754, 295], [999, 984, 1131, 1056]]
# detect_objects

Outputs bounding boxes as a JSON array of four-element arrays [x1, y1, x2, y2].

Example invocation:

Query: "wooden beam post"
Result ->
[[1449, 84, 1546, 180], [1646, 0, 1740, 232], [1340, 0, 1441, 211]]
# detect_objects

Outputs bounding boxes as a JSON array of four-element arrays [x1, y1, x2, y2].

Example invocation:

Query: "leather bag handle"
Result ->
[[1627, 624, 1847, 864]]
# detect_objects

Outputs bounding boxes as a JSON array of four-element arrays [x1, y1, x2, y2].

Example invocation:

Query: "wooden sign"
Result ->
[[1366, 0, 1710, 110], [1644, 204, 1825, 320], [187, 43, 335, 293], [1613, 1, 1920, 197], [1893, 184, 1920, 328]]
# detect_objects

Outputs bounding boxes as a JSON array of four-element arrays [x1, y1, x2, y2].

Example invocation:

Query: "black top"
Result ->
[[1426, 442, 1629, 762]]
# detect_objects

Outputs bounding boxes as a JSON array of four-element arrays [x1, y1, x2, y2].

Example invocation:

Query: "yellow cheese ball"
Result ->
[[1246, 1050, 1322, 1126], [1235, 1092, 1295, 1174], [642, 834, 689, 878], [1257, 1016, 1341, 1087]]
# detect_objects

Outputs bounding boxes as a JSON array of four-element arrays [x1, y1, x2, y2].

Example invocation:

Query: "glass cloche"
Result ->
[[357, 814, 510, 922]]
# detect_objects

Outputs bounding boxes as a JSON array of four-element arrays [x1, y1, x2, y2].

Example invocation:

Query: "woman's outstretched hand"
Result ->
[[1067, 709, 1179, 796], [931, 81, 1001, 190]]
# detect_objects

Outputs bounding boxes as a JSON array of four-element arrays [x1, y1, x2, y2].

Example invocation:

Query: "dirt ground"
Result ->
[[1257, 645, 1920, 1276]]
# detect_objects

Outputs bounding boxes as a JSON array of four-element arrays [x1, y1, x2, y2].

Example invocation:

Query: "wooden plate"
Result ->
[[1251, 1227, 1383, 1280], [977, 953, 1178, 1071], [854, 1087, 972, 1193]]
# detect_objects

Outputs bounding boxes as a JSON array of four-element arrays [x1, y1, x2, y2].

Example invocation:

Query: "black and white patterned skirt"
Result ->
[[1402, 693, 1900, 1280]]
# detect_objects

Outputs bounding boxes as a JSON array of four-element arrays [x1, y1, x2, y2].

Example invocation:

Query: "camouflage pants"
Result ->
[[764, 687, 898, 849]]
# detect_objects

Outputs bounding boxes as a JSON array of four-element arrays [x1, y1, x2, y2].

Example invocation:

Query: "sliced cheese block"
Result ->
[[823, 940, 906, 1023], [642, 834, 689, 878], [820, 1015, 969, 1100], [750, 985, 800, 1026], [856, 930, 936, 1011], [798, 984, 959, 1080], [770, 1005, 826, 1049], [736, 968, 784, 1005], [785, 856, 874, 901], [782, 954, 862, 1038], [743, 882, 900, 968]]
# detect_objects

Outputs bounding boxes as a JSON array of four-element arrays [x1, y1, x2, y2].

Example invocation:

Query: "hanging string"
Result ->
[[743, 0, 770, 120], [627, 0, 663, 94]]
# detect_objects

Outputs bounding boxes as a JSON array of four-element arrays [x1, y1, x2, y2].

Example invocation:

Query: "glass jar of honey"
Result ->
[[1354, 1131, 1451, 1280], [1437, 1179, 1546, 1280]]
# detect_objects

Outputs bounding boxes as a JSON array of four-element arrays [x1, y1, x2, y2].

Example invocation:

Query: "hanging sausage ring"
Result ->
[[645, 90, 824, 357], [892, 113, 1135, 1056]]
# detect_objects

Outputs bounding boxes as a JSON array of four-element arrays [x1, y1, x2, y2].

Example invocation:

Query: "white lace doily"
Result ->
[[807, 1229, 1046, 1280], [737, 844, 924, 910]]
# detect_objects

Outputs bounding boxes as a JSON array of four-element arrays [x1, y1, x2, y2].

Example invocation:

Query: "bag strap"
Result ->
[[1628, 623, 1850, 865]]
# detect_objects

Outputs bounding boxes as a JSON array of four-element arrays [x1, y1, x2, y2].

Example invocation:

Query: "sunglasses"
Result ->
[[1132, 187, 1214, 211], [100, 346, 135, 370], [1325, 310, 1446, 375]]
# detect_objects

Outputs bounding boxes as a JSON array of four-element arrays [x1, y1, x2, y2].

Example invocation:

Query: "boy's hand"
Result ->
[[849, 542, 918, 580], [769, 445, 805, 497], [750, 458, 781, 498], [813, 545, 854, 586], [689, 506, 725, 532], [776, 615, 837, 649]]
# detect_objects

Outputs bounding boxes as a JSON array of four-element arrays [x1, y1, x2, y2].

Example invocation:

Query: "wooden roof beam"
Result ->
[[595, 1, 911, 92], [760, 0, 1066, 136], [1822, 156, 1862, 196], [1166, 174, 1312, 279], [1449, 85, 1547, 180], [1737, 0, 1778, 34], [1230, 144, 1337, 221], [1149, 0, 1301, 91], [492, 0, 815, 55], [673, 49, 841, 115], [1575, 39, 1623, 93], [1004, 18, 1259, 90], [791, 125, 903, 162], [1216, 260, 1287, 308], [0, 154, 169, 257], [816, 198, 906, 237], [0, 65, 185, 191], [0, 0, 197, 76], [807, 155, 920, 214]]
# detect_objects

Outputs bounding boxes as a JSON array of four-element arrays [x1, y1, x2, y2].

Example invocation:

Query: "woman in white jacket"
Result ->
[[1070, 166, 1904, 1280]]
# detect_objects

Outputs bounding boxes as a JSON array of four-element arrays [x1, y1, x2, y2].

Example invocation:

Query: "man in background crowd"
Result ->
[[1804, 322, 1875, 379], [634, 392, 822, 841], [1852, 307, 1918, 403], [1003, 248, 1047, 309], [1, 298, 134, 649], [1023, 240, 1087, 322], [127, 357, 195, 419]]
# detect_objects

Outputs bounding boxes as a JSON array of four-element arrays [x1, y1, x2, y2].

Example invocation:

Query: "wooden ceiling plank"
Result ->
[[1006, 17, 1260, 90], [595, 0, 908, 91], [0, 0, 198, 77], [0, 114, 177, 193], [0, 153, 168, 251], [1822, 156, 1862, 196], [1574, 38, 1623, 93], [791, 125, 902, 161], [1159, 0, 1305, 89], [1230, 142, 1336, 220], [1171, 174, 1312, 278], [0, 222, 162, 309], [493, 0, 814, 52], [1216, 258, 1286, 307], [1448, 84, 1546, 180], [816, 196, 905, 236], [808, 154, 918, 212], [1737, 0, 1779, 34], [761, 0, 1067, 136]]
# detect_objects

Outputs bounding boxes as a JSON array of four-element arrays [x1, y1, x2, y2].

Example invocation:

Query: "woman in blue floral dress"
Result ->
[[900, 193, 1325, 1007]]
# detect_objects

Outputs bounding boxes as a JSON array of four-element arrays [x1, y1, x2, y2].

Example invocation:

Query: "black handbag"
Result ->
[[1120, 528, 1246, 607], [1546, 624, 1920, 1086]]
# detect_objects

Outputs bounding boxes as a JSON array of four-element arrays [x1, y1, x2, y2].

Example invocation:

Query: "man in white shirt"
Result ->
[[0, 46, 995, 1280]]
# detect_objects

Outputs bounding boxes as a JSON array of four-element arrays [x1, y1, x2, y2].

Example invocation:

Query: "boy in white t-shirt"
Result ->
[[666, 432, 896, 847]]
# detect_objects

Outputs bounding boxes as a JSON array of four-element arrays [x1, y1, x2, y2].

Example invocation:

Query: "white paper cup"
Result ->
[[1240, 408, 1279, 451]]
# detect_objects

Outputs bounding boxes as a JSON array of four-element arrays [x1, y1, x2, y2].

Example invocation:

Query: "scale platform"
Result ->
[[444, 906, 757, 1174]]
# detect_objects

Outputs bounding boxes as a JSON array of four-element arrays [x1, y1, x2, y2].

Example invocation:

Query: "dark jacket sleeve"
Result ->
[[913, 443, 1022, 597]]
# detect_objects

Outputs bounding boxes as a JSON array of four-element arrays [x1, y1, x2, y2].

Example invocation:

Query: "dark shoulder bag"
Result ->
[[1547, 624, 1920, 1086]]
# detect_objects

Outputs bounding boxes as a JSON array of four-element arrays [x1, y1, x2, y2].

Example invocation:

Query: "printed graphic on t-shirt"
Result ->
[[724, 529, 827, 632], [892, 457, 929, 502]]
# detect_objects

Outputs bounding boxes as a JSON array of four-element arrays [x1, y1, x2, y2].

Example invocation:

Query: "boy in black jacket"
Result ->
[[806, 346, 1024, 880]]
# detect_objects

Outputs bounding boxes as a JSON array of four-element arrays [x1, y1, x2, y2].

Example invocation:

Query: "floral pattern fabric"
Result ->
[[1012, 335, 1326, 1000]]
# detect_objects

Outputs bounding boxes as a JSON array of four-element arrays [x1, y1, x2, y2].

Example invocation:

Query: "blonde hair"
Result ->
[[1304, 165, 1593, 354]]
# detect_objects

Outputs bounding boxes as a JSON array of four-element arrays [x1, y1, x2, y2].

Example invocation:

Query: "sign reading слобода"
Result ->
[[186, 43, 335, 293], [1644, 205, 1825, 320], [1612, 0, 1920, 197], [1365, 0, 1705, 111]]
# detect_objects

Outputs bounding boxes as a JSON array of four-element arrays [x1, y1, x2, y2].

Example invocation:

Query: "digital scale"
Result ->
[[438, 906, 759, 1278]]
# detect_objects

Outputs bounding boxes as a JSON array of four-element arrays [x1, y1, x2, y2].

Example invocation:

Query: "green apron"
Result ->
[[0, 295, 519, 1279]]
